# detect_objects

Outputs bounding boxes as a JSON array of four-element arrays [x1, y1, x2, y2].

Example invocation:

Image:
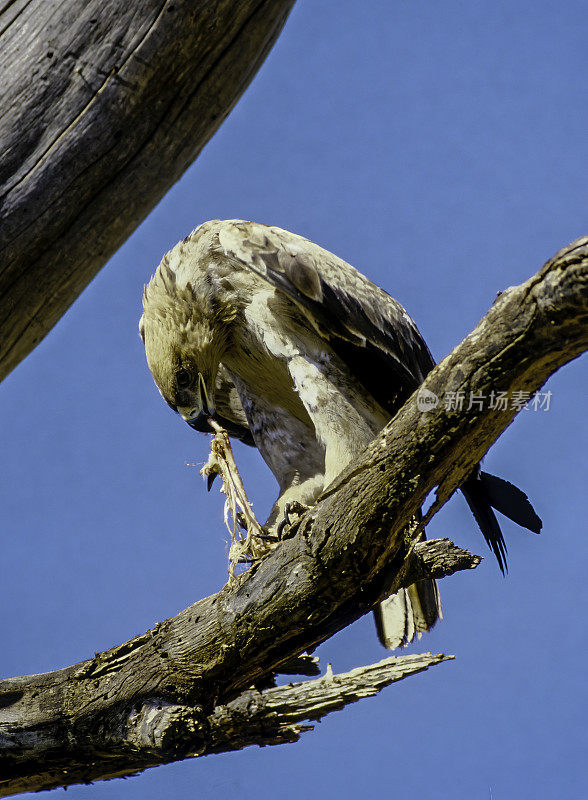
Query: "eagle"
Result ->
[[140, 219, 542, 649]]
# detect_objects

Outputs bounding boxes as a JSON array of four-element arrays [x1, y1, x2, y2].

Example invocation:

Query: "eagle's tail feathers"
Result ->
[[374, 578, 441, 650], [461, 479, 508, 574], [478, 472, 542, 533], [461, 471, 542, 575]]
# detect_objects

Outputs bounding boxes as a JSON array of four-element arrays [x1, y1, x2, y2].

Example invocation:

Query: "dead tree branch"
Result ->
[[0, 238, 586, 794], [0, 653, 451, 794], [0, 0, 296, 381]]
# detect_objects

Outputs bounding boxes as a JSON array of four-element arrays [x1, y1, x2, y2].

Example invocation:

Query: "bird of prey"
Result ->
[[140, 219, 542, 649]]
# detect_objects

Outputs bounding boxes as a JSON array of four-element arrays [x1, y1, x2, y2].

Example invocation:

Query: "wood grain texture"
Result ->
[[0, 0, 296, 380], [0, 238, 585, 795], [0, 653, 452, 794]]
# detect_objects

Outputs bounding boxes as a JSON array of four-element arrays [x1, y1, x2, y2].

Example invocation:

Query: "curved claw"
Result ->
[[276, 506, 290, 540], [256, 530, 279, 542], [276, 501, 309, 539]]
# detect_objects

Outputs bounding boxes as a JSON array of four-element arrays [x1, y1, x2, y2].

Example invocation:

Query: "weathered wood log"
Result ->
[[0, 652, 452, 794], [0, 0, 295, 381], [0, 238, 585, 795]]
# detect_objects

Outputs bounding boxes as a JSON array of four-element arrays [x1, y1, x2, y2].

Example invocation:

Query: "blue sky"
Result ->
[[1, 2, 586, 798]]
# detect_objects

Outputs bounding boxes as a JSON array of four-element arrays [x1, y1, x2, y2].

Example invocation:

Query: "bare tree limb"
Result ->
[[0, 653, 450, 794], [410, 539, 482, 580], [0, 238, 586, 794], [205, 652, 452, 753], [0, 0, 296, 381], [0, 537, 470, 795]]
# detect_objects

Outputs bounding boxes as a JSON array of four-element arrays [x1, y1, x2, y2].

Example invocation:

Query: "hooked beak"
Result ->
[[180, 372, 215, 429], [186, 410, 214, 432]]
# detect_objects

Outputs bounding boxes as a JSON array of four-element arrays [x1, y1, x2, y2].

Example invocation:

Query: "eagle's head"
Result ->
[[139, 257, 235, 428]]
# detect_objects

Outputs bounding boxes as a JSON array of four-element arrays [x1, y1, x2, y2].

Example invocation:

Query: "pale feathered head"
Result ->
[[140, 251, 235, 423]]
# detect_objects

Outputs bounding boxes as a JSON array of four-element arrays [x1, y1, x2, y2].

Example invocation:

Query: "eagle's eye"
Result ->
[[175, 368, 192, 389]]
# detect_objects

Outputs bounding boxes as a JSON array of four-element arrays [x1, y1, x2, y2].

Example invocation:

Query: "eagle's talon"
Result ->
[[235, 511, 248, 530], [276, 510, 290, 540], [276, 500, 309, 539], [255, 530, 280, 542], [287, 500, 309, 518]]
